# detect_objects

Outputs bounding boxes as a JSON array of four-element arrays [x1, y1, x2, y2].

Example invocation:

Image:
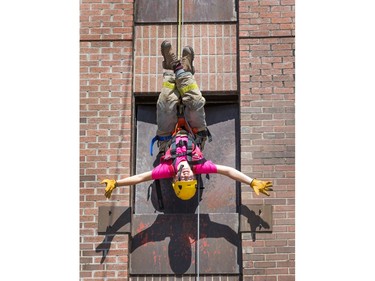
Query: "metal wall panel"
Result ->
[[135, 104, 239, 214], [98, 206, 131, 234], [135, 0, 237, 23], [183, 0, 237, 22], [130, 213, 239, 274], [131, 103, 240, 274]]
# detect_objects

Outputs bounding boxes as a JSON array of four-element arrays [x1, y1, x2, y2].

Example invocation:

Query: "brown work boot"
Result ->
[[181, 46, 195, 74], [161, 40, 179, 70]]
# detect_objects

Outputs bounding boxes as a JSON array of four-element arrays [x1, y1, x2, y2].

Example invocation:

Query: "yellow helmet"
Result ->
[[172, 179, 197, 200]]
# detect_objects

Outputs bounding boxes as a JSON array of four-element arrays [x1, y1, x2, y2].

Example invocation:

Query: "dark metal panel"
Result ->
[[130, 213, 239, 274], [135, 0, 177, 23], [183, 0, 237, 22], [239, 204, 273, 233], [135, 104, 239, 214], [133, 103, 240, 274], [135, 0, 236, 23], [98, 206, 131, 234]]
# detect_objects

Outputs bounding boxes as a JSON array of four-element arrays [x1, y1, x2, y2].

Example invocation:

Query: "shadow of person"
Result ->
[[96, 142, 241, 272], [241, 205, 270, 242], [95, 207, 131, 264], [130, 213, 240, 274]]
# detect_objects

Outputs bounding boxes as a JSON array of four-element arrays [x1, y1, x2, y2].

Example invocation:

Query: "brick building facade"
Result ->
[[80, 0, 295, 280]]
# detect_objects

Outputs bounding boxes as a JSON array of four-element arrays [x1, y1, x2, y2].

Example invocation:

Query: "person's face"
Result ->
[[174, 165, 195, 182]]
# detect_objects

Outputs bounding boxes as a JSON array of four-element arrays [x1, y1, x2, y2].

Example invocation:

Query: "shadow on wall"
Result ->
[[95, 104, 262, 273], [241, 205, 271, 242], [95, 207, 131, 264], [95, 204, 269, 273], [130, 213, 240, 274]]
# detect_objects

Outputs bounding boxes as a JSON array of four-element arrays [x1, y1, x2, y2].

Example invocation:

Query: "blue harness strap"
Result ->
[[150, 135, 173, 156]]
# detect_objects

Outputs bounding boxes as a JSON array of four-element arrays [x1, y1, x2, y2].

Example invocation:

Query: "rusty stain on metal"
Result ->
[[130, 213, 239, 274]]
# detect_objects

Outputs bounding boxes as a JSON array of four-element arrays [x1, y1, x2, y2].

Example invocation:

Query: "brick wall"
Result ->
[[80, 0, 134, 280], [80, 0, 295, 280], [133, 24, 237, 93], [239, 0, 295, 280], [80, 0, 133, 41]]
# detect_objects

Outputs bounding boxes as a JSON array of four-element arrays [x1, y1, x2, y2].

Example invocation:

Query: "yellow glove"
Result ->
[[250, 179, 273, 196], [101, 179, 117, 199]]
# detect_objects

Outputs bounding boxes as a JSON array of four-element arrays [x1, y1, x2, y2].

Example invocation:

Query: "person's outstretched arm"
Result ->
[[215, 164, 273, 196], [116, 171, 153, 186], [101, 171, 153, 199]]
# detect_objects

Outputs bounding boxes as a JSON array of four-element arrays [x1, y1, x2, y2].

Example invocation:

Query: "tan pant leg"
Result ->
[[156, 73, 180, 136], [175, 73, 207, 131]]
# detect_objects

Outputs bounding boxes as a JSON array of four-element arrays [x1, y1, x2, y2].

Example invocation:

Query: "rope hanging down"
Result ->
[[177, 0, 183, 57], [196, 175, 200, 280], [177, 1, 200, 279]]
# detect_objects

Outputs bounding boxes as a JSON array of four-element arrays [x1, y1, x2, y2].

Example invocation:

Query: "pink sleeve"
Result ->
[[152, 162, 175, 180], [193, 160, 217, 174]]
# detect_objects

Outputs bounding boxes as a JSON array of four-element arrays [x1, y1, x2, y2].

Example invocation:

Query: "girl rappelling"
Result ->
[[101, 40, 273, 200]]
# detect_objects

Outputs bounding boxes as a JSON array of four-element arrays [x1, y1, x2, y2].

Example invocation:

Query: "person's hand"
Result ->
[[101, 179, 117, 199], [250, 179, 273, 196]]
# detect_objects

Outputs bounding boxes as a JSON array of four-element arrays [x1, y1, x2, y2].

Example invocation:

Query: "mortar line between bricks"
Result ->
[[80, 39, 133, 42], [239, 35, 295, 40]]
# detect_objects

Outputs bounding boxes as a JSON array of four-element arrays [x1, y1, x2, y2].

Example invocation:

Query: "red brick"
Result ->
[[278, 275, 295, 281], [253, 276, 276, 281], [80, 1, 295, 280]]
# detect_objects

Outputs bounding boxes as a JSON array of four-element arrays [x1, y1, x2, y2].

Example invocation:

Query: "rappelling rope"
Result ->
[[177, 0, 183, 57], [177, 3, 200, 279], [196, 176, 200, 281]]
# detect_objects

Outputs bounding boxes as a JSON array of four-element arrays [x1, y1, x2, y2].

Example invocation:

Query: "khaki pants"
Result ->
[[156, 72, 206, 137]]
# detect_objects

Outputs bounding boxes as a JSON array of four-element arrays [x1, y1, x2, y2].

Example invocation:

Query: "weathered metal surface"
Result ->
[[130, 213, 239, 274], [129, 275, 240, 281], [98, 206, 131, 234], [135, 0, 237, 23], [135, 104, 239, 214], [132, 103, 240, 274], [135, 0, 177, 23], [183, 0, 237, 22], [239, 204, 273, 233]]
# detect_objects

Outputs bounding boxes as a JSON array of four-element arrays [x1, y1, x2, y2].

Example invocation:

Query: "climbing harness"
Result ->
[[176, 2, 202, 278], [150, 104, 212, 156], [150, 135, 172, 156], [153, 1, 204, 276]]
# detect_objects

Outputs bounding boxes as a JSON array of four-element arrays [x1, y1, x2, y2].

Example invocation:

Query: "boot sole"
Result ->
[[182, 46, 195, 74], [161, 40, 173, 70]]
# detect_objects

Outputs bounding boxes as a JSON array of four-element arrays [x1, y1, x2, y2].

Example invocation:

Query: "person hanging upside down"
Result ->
[[101, 40, 273, 200]]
